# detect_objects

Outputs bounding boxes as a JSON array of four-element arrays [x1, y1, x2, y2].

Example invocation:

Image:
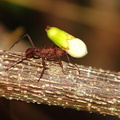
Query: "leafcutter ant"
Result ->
[[5, 34, 70, 81]]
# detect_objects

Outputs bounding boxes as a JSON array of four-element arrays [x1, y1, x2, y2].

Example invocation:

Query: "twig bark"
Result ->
[[0, 50, 120, 118]]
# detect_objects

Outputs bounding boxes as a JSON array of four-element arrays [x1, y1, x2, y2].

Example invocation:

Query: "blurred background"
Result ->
[[0, 0, 120, 120]]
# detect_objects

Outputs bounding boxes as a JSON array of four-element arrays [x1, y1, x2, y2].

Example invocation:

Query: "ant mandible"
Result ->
[[5, 34, 70, 82]]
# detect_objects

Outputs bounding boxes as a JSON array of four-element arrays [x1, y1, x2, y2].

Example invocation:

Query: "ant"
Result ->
[[5, 34, 70, 82]]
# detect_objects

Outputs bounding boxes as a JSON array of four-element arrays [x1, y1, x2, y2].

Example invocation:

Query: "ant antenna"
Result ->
[[38, 57, 45, 82], [5, 34, 35, 71], [58, 57, 64, 73], [65, 52, 70, 63], [8, 34, 35, 51], [5, 56, 27, 71]]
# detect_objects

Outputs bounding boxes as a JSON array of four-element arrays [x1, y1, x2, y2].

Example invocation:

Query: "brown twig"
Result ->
[[0, 50, 120, 118]]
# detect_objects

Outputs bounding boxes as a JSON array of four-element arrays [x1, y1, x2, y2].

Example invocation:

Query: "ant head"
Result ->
[[25, 48, 41, 58], [25, 48, 35, 58]]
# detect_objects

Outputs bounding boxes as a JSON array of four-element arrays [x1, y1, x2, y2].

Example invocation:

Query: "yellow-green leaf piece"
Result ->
[[45, 26, 74, 50], [45, 25, 88, 58]]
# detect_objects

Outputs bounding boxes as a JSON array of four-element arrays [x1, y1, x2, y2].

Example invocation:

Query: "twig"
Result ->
[[0, 50, 120, 118]]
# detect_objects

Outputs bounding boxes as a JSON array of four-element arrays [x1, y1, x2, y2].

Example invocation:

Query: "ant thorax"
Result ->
[[39, 46, 65, 59]]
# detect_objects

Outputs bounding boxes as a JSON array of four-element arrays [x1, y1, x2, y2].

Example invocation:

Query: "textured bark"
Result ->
[[0, 50, 120, 118]]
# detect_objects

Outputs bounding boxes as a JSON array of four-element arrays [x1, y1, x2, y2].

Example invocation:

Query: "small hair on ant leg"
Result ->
[[5, 34, 70, 82]]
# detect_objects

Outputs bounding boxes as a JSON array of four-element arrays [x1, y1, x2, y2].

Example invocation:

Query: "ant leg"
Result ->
[[65, 52, 80, 75], [5, 56, 27, 71], [58, 57, 65, 73], [25, 34, 35, 48], [38, 57, 46, 82], [65, 52, 70, 63], [7, 34, 35, 50]]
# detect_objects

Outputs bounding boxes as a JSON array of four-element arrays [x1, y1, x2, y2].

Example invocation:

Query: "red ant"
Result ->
[[5, 34, 70, 81]]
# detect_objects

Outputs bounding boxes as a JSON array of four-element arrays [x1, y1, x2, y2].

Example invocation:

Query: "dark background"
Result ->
[[0, 0, 120, 120]]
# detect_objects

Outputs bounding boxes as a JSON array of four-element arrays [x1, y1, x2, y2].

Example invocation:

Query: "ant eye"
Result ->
[[45, 26, 88, 58]]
